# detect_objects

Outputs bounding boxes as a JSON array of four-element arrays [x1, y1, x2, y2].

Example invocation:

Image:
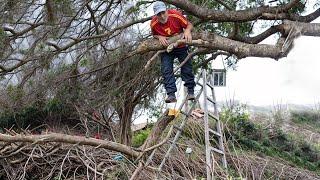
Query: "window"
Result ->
[[213, 69, 226, 86]]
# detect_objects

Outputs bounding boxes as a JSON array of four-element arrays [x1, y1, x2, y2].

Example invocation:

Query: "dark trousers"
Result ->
[[160, 46, 196, 96]]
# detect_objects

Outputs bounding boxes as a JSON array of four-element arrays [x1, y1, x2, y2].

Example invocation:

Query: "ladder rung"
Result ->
[[210, 147, 224, 155], [209, 129, 221, 137], [196, 82, 203, 87], [208, 113, 219, 120], [197, 82, 214, 89], [180, 110, 188, 116], [173, 125, 183, 132], [207, 97, 216, 104], [206, 82, 214, 90]]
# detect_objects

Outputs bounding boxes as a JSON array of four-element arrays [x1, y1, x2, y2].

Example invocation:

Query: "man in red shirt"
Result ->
[[151, 1, 196, 103]]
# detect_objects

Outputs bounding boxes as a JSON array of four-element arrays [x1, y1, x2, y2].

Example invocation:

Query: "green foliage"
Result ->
[[47, 63, 72, 79], [220, 103, 250, 129], [183, 119, 205, 144], [234, 127, 320, 172], [0, 97, 75, 131], [52, 0, 74, 15], [46, 63, 82, 104], [0, 28, 6, 39], [132, 128, 151, 147], [4, 0, 19, 9], [288, 0, 306, 14], [0, 105, 44, 129], [189, 0, 227, 9], [125, 1, 149, 16], [220, 103, 320, 173], [290, 110, 320, 130], [147, 103, 162, 119], [125, 4, 140, 16], [53, 0, 67, 3], [44, 98, 64, 113], [6, 84, 24, 102], [79, 58, 89, 67], [105, 163, 128, 180]]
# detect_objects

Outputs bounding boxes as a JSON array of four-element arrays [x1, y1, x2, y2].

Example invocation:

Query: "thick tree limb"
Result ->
[[138, 20, 320, 60], [0, 133, 139, 158], [161, 0, 301, 22], [137, 33, 284, 59], [262, 8, 320, 22], [284, 20, 320, 37], [140, 110, 175, 150], [240, 24, 284, 44]]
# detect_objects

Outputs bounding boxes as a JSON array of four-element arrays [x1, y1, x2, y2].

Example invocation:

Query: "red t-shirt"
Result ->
[[150, 9, 188, 38]]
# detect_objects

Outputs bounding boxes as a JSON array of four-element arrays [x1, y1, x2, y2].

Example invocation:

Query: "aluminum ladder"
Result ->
[[144, 69, 227, 179], [201, 69, 227, 179]]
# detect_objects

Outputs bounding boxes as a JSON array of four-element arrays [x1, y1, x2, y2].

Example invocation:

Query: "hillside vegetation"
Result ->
[[1, 102, 319, 179]]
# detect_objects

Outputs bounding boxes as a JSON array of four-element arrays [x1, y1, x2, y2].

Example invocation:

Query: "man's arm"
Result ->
[[183, 22, 193, 43]]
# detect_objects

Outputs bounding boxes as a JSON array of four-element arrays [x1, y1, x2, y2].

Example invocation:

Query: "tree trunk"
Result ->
[[119, 105, 134, 145], [140, 110, 175, 149]]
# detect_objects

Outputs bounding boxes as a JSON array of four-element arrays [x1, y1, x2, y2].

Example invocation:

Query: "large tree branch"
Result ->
[[240, 24, 284, 44], [140, 110, 175, 150], [284, 20, 320, 36], [161, 0, 300, 22], [137, 33, 285, 59], [137, 21, 320, 60], [0, 133, 139, 158], [262, 8, 320, 22], [238, 8, 320, 44]]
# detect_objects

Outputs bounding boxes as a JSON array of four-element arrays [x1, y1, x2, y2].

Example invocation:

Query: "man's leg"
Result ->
[[175, 47, 196, 95], [160, 51, 177, 98]]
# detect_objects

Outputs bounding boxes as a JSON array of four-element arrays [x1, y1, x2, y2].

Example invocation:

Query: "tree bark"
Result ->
[[119, 104, 134, 146], [140, 110, 175, 150], [161, 0, 300, 22], [0, 132, 139, 158]]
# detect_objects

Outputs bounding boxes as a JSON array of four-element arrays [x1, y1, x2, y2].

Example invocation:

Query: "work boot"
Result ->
[[165, 95, 177, 103], [187, 94, 195, 101]]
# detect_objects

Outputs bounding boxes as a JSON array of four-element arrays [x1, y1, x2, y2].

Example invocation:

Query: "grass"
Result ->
[[221, 103, 320, 174], [132, 127, 151, 147], [290, 110, 320, 132], [235, 130, 320, 172]]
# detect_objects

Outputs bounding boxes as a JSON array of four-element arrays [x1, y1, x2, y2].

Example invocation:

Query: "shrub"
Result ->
[[220, 103, 320, 173], [291, 110, 320, 128], [132, 128, 151, 147]]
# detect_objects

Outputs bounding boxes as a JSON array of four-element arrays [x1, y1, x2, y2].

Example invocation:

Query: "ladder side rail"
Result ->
[[203, 70, 214, 180], [209, 72, 228, 169]]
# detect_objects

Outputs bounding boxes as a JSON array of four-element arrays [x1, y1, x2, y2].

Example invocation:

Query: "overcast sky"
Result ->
[[215, 25, 320, 106]]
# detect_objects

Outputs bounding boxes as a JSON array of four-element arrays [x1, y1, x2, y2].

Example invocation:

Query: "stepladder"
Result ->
[[140, 69, 227, 179], [201, 69, 227, 179]]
